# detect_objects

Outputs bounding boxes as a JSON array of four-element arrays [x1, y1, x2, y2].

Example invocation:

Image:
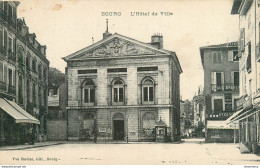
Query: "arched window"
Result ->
[[32, 58, 36, 72], [83, 113, 94, 139], [112, 79, 124, 104], [18, 75, 23, 105], [38, 63, 42, 78], [142, 112, 156, 137], [27, 79, 30, 103], [83, 79, 95, 105], [18, 51, 23, 67], [26, 53, 30, 70], [142, 77, 154, 103]]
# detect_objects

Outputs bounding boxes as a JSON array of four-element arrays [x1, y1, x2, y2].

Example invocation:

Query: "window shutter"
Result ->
[[13, 69, 15, 86], [221, 72, 224, 85], [0, 62, 3, 81], [4, 64, 7, 83], [211, 72, 215, 84], [231, 72, 234, 84], [228, 51, 233, 61], [240, 28, 245, 51], [4, 29, 7, 49]]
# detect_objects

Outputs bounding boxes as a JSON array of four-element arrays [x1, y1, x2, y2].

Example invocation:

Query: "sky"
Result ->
[[17, 0, 239, 100]]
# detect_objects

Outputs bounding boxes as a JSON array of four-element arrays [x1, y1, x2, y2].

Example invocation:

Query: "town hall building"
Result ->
[[63, 22, 182, 142]]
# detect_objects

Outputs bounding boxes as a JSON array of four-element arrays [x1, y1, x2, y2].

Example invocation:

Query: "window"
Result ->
[[232, 71, 239, 91], [18, 75, 23, 105], [214, 99, 223, 115], [142, 78, 154, 103], [112, 79, 124, 104], [228, 50, 239, 61], [38, 86, 41, 106], [8, 35, 12, 52], [83, 79, 95, 104], [43, 67, 46, 81], [142, 112, 156, 137], [32, 58, 36, 72], [247, 42, 251, 73], [38, 63, 42, 78], [18, 51, 23, 67], [26, 53, 30, 70], [211, 72, 224, 92], [212, 51, 222, 63], [27, 80, 30, 103], [33, 83, 36, 105]]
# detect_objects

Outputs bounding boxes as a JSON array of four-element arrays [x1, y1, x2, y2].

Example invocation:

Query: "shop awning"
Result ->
[[207, 120, 238, 129], [0, 98, 40, 124], [226, 108, 255, 125], [225, 109, 244, 124]]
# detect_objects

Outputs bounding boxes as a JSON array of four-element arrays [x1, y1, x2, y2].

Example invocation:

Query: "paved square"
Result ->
[[0, 139, 259, 165]]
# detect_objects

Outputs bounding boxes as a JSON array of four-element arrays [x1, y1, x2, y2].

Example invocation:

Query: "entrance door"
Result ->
[[113, 120, 124, 140]]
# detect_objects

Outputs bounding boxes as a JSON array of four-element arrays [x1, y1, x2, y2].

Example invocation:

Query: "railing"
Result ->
[[7, 85, 15, 95], [256, 41, 260, 62], [211, 84, 239, 93], [225, 83, 239, 93], [0, 81, 6, 92]]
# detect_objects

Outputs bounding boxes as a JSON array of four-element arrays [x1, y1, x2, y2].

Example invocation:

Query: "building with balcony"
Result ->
[[226, 0, 260, 153], [0, 1, 49, 146], [63, 24, 182, 142], [200, 41, 240, 143]]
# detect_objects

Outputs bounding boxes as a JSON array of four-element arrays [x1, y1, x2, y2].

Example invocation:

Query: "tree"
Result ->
[[48, 67, 66, 94]]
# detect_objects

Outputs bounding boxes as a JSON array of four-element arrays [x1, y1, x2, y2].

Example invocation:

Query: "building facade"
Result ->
[[193, 86, 205, 137], [200, 42, 240, 143], [0, 1, 49, 146], [227, 0, 260, 153], [63, 28, 182, 142]]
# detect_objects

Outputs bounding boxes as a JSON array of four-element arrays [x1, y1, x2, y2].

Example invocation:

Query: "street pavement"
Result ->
[[0, 138, 259, 165]]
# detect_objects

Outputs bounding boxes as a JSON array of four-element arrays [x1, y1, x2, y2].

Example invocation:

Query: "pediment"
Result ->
[[65, 34, 169, 61]]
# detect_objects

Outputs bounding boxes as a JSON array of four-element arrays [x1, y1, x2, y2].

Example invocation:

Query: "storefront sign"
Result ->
[[99, 128, 106, 133]]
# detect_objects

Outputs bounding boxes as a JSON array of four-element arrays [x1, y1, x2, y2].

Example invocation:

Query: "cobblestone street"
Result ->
[[0, 139, 259, 165]]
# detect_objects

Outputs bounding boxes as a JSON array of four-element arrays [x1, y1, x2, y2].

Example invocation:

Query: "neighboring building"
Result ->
[[0, 1, 49, 146], [180, 100, 185, 137], [63, 23, 182, 142], [193, 86, 205, 128], [226, 0, 260, 153], [47, 83, 68, 141], [192, 86, 205, 137], [200, 41, 240, 143]]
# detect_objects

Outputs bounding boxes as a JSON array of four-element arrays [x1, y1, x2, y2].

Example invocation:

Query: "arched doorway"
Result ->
[[113, 113, 124, 140]]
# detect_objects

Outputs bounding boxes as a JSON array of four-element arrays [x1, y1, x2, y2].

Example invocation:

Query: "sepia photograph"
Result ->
[[0, 0, 259, 167]]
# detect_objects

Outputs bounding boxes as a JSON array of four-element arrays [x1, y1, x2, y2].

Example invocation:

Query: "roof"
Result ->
[[63, 32, 183, 74], [200, 41, 238, 68], [155, 119, 167, 127], [200, 41, 238, 49]]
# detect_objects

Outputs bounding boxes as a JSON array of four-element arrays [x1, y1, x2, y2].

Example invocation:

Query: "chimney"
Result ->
[[103, 19, 112, 39], [151, 33, 163, 49]]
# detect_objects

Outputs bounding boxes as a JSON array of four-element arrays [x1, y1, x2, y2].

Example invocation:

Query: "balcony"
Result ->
[[211, 84, 239, 93], [256, 41, 260, 62], [7, 85, 15, 95], [0, 81, 6, 92]]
